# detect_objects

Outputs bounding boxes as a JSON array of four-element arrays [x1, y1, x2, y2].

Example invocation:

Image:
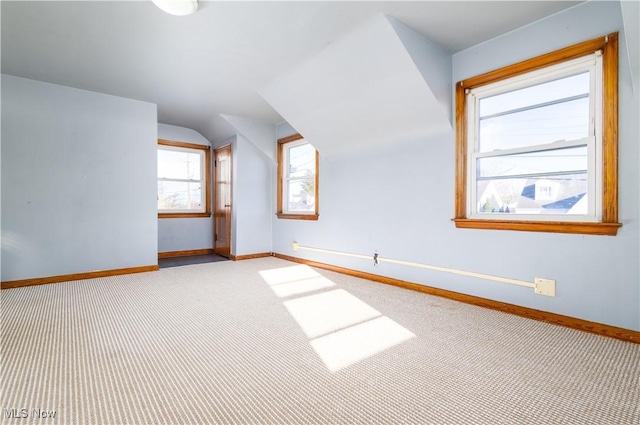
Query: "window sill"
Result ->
[[276, 213, 319, 221], [159, 212, 212, 219], [452, 218, 621, 236]]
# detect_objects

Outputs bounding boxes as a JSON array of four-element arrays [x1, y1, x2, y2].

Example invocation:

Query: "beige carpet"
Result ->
[[1, 257, 638, 424]]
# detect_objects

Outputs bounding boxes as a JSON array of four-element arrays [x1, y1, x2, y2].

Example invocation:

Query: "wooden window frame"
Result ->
[[158, 139, 211, 219], [277, 133, 319, 220], [453, 33, 621, 236]]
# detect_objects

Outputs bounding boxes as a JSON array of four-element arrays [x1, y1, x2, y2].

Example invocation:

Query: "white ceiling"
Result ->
[[1, 1, 583, 143]]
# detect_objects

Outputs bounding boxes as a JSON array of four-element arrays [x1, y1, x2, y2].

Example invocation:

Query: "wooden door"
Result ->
[[213, 145, 232, 258]]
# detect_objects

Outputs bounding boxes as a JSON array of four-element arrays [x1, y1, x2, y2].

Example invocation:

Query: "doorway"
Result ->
[[213, 145, 232, 258]]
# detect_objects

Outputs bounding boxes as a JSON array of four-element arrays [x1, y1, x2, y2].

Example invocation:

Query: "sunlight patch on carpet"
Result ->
[[311, 316, 416, 372], [260, 265, 336, 297], [260, 265, 415, 373], [284, 289, 381, 339]]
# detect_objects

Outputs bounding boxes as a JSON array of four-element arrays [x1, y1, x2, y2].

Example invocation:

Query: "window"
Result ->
[[157, 139, 211, 218], [454, 33, 620, 236], [277, 134, 319, 220]]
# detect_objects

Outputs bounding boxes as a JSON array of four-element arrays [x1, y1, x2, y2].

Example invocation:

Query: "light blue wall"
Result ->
[[1, 75, 158, 281], [233, 135, 273, 256], [452, 0, 639, 331], [271, 1, 640, 331], [276, 122, 297, 140], [157, 123, 213, 253]]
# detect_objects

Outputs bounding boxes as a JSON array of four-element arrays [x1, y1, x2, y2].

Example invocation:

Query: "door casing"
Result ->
[[213, 145, 232, 258]]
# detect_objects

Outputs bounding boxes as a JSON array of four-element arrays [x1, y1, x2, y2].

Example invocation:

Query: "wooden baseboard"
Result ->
[[231, 252, 273, 261], [158, 249, 214, 259], [1, 265, 160, 290], [273, 253, 639, 344]]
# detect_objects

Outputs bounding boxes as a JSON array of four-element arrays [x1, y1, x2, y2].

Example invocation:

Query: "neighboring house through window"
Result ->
[[454, 33, 620, 235], [158, 139, 211, 218], [277, 133, 319, 220]]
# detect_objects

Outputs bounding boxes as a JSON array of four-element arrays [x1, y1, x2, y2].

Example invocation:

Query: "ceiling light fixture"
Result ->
[[151, 0, 198, 16]]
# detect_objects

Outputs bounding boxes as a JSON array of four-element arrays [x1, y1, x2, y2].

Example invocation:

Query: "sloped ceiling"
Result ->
[[259, 14, 451, 158], [220, 115, 277, 161], [388, 17, 452, 124], [1, 1, 584, 143], [620, 0, 639, 93]]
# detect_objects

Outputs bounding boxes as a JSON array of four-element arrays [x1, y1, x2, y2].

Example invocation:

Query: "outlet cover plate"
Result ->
[[535, 278, 556, 297]]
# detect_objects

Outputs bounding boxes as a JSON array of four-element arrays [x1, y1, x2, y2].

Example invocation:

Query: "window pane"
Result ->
[[158, 149, 201, 180], [476, 173, 588, 215], [479, 97, 590, 152], [478, 72, 590, 152], [288, 144, 315, 178], [286, 179, 315, 213], [477, 145, 587, 179], [158, 181, 202, 210], [480, 72, 590, 117]]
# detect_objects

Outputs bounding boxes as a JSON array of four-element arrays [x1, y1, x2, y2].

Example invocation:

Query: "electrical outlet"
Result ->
[[292, 241, 299, 251], [534, 278, 556, 297]]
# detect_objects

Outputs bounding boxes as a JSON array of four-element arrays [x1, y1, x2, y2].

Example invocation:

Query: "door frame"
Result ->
[[213, 144, 232, 258]]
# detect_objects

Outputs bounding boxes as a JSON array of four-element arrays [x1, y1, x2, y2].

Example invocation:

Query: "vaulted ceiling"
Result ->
[[1, 1, 583, 143]]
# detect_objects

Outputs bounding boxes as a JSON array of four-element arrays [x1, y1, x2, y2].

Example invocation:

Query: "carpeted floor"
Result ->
[[1, 257, 638, 424]]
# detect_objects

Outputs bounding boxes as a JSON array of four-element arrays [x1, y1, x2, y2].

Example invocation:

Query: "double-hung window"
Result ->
[[454, 33, 620, 235], [157, 139, 211, 218], [277, 134, 319, 220]]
